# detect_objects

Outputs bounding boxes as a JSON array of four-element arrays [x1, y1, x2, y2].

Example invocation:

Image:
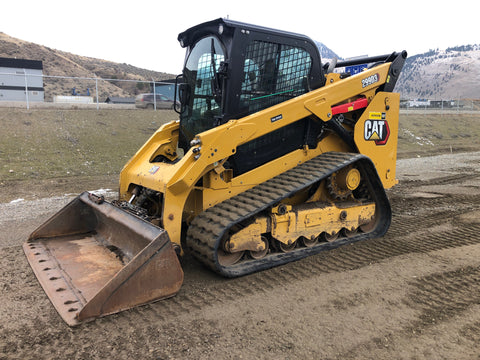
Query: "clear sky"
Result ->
[[2, 0, 478, 74]]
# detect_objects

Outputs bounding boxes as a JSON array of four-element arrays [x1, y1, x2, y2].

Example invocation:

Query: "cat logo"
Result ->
[[364, 119, 390, 145]]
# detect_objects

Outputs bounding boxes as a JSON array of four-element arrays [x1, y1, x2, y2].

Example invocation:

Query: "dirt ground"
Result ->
[[0, 149, 479, 360]]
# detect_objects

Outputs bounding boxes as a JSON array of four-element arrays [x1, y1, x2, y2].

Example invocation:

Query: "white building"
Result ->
[[408, 99, 431, 107], [0, 57, 44, 102]]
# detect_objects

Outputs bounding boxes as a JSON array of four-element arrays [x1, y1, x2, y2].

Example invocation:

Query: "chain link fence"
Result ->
[[400, 99, 480, 114], [0, 71, 176, 110], [2, 70, 479, 113]]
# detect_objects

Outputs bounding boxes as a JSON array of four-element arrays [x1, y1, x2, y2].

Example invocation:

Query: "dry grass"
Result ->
[[397, 112, 480, 158], [1, 108, 479, 184], [0, 108, 176, 182]]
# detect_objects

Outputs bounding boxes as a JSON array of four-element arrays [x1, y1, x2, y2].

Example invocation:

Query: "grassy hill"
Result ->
[[2, 30, 480, 102], [0, 32, 175, 101]]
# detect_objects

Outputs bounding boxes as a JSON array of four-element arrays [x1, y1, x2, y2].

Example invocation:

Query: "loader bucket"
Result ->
[[23, 192, 183, 326]]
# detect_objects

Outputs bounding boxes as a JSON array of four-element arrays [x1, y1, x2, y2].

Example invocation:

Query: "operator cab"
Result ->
[[176, 18, 325, 175]]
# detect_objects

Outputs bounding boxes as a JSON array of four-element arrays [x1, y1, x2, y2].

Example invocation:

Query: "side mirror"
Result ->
[[174, 74, 190, 114]]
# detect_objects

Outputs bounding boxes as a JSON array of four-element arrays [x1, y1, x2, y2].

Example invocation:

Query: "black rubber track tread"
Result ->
[[186, 152, 392, 277]]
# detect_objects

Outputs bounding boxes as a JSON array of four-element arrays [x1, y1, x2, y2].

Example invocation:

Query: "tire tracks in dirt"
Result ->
[[333, 265, 480, 360], [3, 192, 480, 359], [2, 157, 480, 358], [407, 266, 480, 329]]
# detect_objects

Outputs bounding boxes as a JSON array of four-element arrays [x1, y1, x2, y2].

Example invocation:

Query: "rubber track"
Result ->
[[186, 152, 392, 277]]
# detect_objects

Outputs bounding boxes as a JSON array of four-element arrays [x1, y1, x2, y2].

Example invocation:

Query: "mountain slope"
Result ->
[[314, 41, 342, 61], [395, 45, 480, 99], [2, 31, 479, 101], [0, 32, 174, 100]]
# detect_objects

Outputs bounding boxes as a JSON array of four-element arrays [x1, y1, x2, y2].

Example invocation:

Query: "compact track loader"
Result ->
[[24, 18, 406, 325]]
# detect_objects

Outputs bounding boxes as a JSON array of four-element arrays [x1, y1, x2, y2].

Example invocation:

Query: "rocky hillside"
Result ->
[[395, 45, 480, 100], [315, 41, 341, 61], [0, 32, 174, 101], [2, 30, 479, 101], [319, 42, 480, 101]]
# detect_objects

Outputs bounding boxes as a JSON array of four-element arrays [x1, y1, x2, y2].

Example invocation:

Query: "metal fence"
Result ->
[[400, 99, 480, 113], [0, 71, 175, 110], [1, 70, 480, 113]]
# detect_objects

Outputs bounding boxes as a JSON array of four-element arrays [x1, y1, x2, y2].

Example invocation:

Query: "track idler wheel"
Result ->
[[301, 235, 319, 247], [360, 216, 376, 233], [342, 227, 359, 238], [322, 231, 339, 242], [248, 236, 269, 259], [217, 249, 244, 266], [218, 236, 244, 266], [272, 238, 297, 252]]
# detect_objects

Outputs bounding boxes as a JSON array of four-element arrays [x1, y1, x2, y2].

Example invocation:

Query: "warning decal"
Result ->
[[368, 111, 386, 120]]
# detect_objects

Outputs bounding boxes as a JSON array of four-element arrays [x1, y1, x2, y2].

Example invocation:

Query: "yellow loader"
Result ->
[[24, 18, 407, 325]]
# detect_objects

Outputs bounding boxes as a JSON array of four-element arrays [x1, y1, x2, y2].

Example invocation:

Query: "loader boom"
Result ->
[[24, 18, 406, 325]]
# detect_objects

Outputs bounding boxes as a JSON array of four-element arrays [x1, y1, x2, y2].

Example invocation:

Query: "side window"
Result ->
[[241, 41, 312, 115]]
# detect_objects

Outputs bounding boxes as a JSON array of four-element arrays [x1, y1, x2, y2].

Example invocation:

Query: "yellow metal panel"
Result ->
[[271, 202, 376, 245], [354, 92, 399, 189], [119, 120, 180, 198], [228, 219, 268, 252]]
